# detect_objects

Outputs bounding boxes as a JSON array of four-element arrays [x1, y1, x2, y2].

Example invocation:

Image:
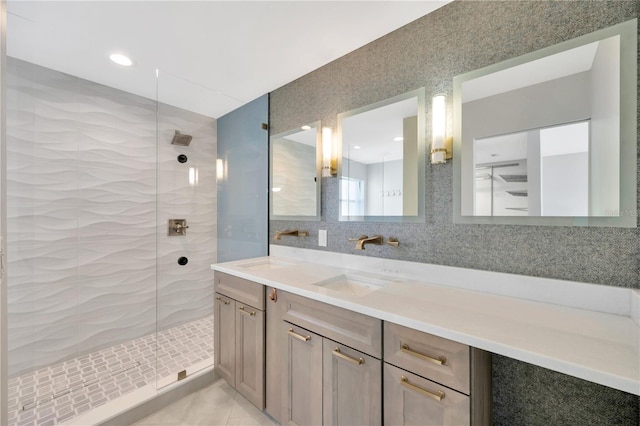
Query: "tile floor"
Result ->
[[7, 315, 214, 426], [134, 378, 276, 426]]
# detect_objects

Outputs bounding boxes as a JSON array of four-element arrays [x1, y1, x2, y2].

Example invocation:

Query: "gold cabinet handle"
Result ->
[[238, 306, 256, 316], [332, 347, 364, 366], [269, 288, 278, 302], [400, 376, 445, 402], [401, 344, 446, 365], [287, 328, 311, 342], [215, 296, 230, 305]]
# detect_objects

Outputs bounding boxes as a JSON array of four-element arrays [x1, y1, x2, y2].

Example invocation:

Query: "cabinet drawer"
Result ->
[[215, 271, 265, 310], [283, 292, 382, 358], [384, 322, 470, 394], [384, 363, 470, 426]]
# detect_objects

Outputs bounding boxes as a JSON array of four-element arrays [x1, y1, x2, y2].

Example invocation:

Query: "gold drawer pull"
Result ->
[[332, 348, 364, 366], [215, 296, 230, 305], [401, 344, 447, 365], [400, 376, 445, 402], [238, 306, 256, 316], [288, 328, 311, 342]]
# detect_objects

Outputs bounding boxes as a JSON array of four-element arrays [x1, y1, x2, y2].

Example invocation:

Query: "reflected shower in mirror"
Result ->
[[339, 89, 425, 222], [454, 19, 637, 227], [475, 121, 590, 216], [270, 123, 321, 220]]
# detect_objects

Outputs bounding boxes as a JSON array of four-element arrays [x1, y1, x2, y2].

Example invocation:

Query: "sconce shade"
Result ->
[[322, 126, 337, 176], [431, 94, 449, 164]]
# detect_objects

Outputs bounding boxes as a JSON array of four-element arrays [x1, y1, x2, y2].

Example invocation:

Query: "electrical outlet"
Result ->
[[318, 230, 328, 247]]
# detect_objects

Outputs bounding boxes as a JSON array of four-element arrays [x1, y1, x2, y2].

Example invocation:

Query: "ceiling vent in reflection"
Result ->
[[171, 130, 193, 146]]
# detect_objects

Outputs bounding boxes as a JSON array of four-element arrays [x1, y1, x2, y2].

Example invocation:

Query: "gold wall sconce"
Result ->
[[430, 94, 452, 164], [322, 126, 337, 176]]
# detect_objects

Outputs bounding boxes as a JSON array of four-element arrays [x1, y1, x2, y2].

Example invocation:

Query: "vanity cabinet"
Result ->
[[383, 322, 491, 426], [214, 272, 265, 410], [229, 274, 490, 425]]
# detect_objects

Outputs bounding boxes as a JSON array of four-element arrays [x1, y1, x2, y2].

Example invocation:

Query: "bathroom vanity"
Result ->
[[212, 247, 640, 425]]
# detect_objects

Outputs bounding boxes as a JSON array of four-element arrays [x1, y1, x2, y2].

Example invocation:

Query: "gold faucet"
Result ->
[[274, 229, 309, 240], [386, 237, 400, 247], [351, 235, 383, 250]]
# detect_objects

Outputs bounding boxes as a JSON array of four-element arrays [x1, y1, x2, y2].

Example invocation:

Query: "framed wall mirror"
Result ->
[[453, 19, 637, 227], [338, 88, 425, 222], [270, 122, 322, 221]]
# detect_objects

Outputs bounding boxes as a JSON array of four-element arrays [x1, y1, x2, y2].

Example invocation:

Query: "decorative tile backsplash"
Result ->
[[6, 57, 216, 376]]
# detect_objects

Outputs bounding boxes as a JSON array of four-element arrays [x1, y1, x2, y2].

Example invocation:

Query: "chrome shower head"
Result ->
[[171, 130, 193, 146]]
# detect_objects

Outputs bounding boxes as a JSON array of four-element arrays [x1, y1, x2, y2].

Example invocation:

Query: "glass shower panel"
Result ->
[[6, 2, 159, 424], [217, 94, 269, 262], [155, 70, 215, 389]]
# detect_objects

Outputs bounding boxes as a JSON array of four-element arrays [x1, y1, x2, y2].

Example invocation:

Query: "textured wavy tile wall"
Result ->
[[6, 58, 216, 376]]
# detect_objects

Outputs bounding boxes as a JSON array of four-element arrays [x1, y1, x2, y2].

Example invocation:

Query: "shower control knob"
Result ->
[[178, 257, 189, 266], [177, 154, 188, 163]]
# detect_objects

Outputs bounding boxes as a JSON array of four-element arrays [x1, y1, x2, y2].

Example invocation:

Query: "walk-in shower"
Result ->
[[3, 3, 218, 424]]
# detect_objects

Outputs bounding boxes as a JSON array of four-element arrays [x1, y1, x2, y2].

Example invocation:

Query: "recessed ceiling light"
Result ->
[[109, 53, 133, 67], [394, 136, 403, 142], [301, 125, 311, 130], [353, 146, 361, 149]]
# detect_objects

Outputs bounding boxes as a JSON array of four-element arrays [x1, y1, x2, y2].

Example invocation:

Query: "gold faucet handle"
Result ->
[[348, 235, 368, 242], [274, 229, 308, 240], [386, 237, 400, 247]]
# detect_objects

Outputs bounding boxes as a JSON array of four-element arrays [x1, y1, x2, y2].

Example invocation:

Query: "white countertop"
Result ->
[[212, 248, 640, 395]]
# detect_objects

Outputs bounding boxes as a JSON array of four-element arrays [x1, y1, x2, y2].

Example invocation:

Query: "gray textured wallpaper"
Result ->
[[269, 1, 639, 424]]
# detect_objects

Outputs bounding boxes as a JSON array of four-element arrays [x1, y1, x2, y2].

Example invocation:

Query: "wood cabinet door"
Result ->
[[266, 287, 287, 423], [283, 323, 323, 426], [322, 338, 382, 426], [235, 303, 265, 409], [384, 363, 470, 426], [214, 293, 236, 386]]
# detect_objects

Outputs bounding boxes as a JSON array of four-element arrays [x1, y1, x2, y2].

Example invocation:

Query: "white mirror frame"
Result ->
[[337, 88, 426, 223], [453, 19, 637, 227], [270, 122, 322, 221]]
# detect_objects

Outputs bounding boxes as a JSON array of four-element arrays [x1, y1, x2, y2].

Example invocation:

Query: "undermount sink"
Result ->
[[238, 259, 297, 272], [313, 274, 391, 297]]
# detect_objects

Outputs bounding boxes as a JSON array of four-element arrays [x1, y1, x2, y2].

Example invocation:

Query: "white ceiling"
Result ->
[[7, 0, 450, 118]]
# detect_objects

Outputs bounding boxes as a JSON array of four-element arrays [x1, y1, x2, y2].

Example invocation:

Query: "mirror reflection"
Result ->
[[270, 123, 321, 220], [454, 19, 637, 227], [475, 120, 590, 216], [339, 89, 425, 222]]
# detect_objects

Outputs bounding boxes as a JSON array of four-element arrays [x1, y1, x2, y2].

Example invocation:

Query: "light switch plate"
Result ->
[[318, 230, 327, 247]]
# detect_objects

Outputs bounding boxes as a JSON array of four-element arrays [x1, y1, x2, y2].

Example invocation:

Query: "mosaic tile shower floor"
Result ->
[[7, 315, 214, 426]]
